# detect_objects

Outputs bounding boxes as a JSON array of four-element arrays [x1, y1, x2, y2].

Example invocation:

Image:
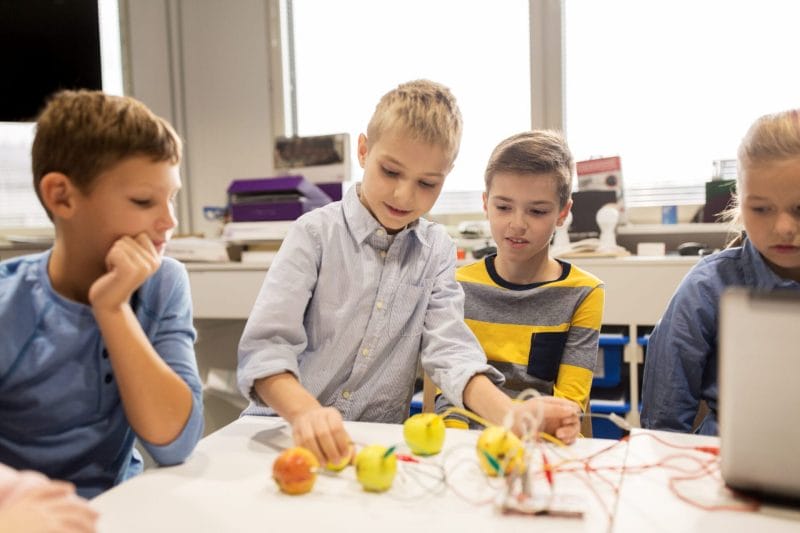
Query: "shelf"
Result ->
[[616, 223, 736, 235]]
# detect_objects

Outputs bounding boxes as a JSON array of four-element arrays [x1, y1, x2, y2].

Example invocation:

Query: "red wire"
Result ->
[[405, 431, 751, 514], [541, 449, 554, 487], [547, 432, 757, 515]]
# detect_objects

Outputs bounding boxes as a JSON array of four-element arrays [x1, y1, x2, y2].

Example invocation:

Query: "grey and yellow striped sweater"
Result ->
[[437, 255, 604, 428]]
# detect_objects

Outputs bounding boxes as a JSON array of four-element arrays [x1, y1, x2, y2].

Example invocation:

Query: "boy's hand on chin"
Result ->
[[89, 233, 161, 312]]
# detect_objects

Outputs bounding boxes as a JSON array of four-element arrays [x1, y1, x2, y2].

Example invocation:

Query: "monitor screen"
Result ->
[[0, 0, 102, 122], [568, 190, 618, 240]]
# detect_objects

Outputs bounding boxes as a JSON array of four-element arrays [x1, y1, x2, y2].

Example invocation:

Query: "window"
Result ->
[[285, 0, 532, 210], [0, 124, 43, 227], [0, 0, 122, 229], [281, 1, 800, 210], [564, 0, 800, 204]]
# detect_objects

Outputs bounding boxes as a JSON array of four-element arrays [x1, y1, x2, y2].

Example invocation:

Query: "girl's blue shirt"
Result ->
[[641, 237, 800, 435]]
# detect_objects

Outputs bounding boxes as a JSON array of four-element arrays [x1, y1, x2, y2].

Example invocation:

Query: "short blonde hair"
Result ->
[[484, 130, 574, 209], [366, 80, 463, 163], [32, 90, 182, 219], [726, 109, 800, 229], [738, 109, 800, 168]]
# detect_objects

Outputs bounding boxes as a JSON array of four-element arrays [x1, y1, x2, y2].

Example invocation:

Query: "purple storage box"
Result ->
[[227, 175, 332, 222], [317, 182, 343, 202]]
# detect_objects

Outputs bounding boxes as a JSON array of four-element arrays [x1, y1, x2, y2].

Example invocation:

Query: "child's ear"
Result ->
[[482, 191, 489, 216], [357, 133, 369, 169], [556, 199, 573, 227], [39, 172, 79, 219]]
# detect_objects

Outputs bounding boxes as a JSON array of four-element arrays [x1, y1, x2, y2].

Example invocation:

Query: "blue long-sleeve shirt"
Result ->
[[0, 251, 204, 498], [640, 238, 800, 435]]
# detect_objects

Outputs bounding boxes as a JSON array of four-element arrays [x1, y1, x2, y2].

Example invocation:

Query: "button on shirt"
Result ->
[[238, 185, 502, 423], [640, 237, 800, 435]]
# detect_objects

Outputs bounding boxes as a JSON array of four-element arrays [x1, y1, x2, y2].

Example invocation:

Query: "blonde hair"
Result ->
[[738, 109, 800, 168], [725, 109, 800, 236], [366, 80, 463, 163], [484, 130, 574, 209], [32, 90, 182, 219]]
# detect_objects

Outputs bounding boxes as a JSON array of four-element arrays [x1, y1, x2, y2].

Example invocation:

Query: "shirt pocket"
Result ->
[[391, 280, 434, 337], [527, 331, 568, 382]]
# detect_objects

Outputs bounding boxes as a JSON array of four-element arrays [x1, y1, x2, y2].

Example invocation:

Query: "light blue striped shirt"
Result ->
[[238, 185, 503, 423]]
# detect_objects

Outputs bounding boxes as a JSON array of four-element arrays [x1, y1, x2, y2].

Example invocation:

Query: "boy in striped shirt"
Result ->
[[438, 131, 604, 428]]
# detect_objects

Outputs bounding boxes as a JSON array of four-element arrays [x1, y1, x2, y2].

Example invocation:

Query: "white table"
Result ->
[[92, 417, 800, 533]]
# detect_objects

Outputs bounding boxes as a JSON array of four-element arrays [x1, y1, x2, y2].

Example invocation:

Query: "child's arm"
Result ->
[[253, 373, 350, 464], [0, 483, 98, 533], [90, 234, 197, 448], [641, 273, 717, 433], [463, 374, 581, 443], [553, 284, 605, 412], [238, 221, 351, 465]]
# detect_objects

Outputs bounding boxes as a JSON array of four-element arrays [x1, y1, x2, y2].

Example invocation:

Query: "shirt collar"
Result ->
[[342, 184, 429, 248], [742, 237, 800, 290], [34, 249, 94, 316]]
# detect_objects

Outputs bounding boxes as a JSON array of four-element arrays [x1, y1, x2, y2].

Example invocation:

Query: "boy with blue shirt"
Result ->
[[237, 80, 580, 466], [0, 90, 204, 497]]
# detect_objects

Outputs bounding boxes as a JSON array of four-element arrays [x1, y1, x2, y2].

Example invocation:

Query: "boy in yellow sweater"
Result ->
[[439, 131, 604, 427]]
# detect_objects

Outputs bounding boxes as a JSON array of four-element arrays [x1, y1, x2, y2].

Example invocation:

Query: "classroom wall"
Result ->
[[122, 0, 276, 237]]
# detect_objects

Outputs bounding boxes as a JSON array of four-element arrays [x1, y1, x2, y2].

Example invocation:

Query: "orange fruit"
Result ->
[[272, 447, 320, 495]]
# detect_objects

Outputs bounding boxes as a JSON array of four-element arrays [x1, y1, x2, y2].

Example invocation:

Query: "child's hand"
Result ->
[[0, 481, 98, 533], [514, 396, 581, 444], [290, 406, 352, 466], [89, 233, 161, 312]]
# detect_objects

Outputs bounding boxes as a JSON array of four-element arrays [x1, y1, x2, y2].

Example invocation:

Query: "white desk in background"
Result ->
[[184, 256, 699, 322], [185, 262, 267, 320], [92, 416, 799, 533]]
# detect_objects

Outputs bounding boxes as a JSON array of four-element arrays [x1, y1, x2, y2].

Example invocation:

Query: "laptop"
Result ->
[[718, 288, 800, 502]]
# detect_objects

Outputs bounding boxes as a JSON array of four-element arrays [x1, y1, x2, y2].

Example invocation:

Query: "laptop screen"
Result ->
[[718, 288, 800, 501]]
